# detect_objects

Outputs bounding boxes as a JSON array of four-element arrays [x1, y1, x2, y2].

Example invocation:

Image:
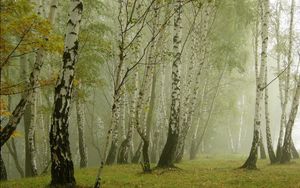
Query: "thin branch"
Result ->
[[115, 4, 179, 94], [0, 22, 35, 68], [260, 60, 293, 91], [123, 0, 155, 51], [10, 50, 38, 58]]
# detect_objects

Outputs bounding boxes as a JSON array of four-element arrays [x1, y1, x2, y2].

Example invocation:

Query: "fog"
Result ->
[[0, 0, 300, 187]]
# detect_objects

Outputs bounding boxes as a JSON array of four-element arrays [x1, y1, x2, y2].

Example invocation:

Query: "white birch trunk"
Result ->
[[280, 0, 298, 163], [241, 0, 269, 169], [157, 0, 183, 167], [49, 0, 83, 185]]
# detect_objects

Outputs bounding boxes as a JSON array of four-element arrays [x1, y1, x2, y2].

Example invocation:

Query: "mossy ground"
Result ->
[[1, 155, 300, 188]]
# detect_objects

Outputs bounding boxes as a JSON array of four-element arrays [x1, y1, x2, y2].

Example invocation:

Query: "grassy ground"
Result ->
[[1, 155, 300, 188]]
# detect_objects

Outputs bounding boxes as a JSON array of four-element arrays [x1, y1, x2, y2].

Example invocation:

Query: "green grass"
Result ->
[[1, 156, 300, 188]]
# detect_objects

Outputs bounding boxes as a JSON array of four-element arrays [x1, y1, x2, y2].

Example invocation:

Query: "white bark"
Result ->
[[49, 0, 82, 185], [241, 0, 269, 169]]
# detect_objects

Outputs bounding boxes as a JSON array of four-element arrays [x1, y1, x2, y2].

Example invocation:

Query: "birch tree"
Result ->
[[157, 0, 183, 168], [105, 0, 155, 165], [0, 0, 59, 180], [175, 1, 216, 162], [117, 74, 139, 164], [240, 0, 269, 170], [49, 0, 83, 186], [264, 66, 276, 163], [281, 66, 300, 163]]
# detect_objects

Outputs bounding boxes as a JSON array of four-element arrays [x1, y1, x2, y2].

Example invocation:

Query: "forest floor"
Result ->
[[1, 155, 300, 188]]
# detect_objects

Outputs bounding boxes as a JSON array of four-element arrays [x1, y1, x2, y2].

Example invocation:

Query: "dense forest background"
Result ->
[[0, 0, 300, 187]]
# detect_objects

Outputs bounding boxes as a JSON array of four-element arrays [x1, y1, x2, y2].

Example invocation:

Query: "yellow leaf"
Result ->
[[0, 111, 12, 117], [12, 131, 23, 138]]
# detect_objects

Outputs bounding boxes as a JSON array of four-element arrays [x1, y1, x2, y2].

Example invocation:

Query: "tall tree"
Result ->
[[105, 0, 146, 165], [0, 0, 60, 180], [134, 0, 161, 172], [276, 0, 296, 161], [274, 1, 286, 161], [175, 1, 216, 162], [240, 0, 269, 169], [157, 0, 183, 168], [281, 69, 300, 163], [49, 0, 83, 186], [264, 66, 276, 163]]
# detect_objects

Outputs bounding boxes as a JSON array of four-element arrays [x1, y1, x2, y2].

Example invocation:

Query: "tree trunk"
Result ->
[[105, 59, 124, 165], [277, 0, 295, 161], [28, 76, 39, 176], [236, 95, 245, 153], [280, 0, 296, 163], [75, 88, 88, 168], [49, 0, 83, 186], [133, 2, 160, 171], [264, 66, 276, 163], [142, 64, 158, 168], [259, 131, 267, 159], [117, 73, 139, 164], [150, 124, 160, 163], [40, 92, 50, 171], [190, 73, 209, 160], [105, 93, 122, 165], [240, 0, 269, 170], [157, 0, 183, 168], [132, 141, 143, 164], [116, 2, 145, 164], [291, 141, 299, 159], [117, 138, 131, 164], [190, 118, 203, 160], [4, 97, 24, 178], [281, 72, 300, 163], [26, 0, 50, 175], [104, 0, 132, 166], [151, 63, 168, 163], [175, 30, 198, 164], [228, 123, 235, 153], [6, 139, 25, 178], [105, 138, 118, 165], [119, 93, 127, 142], [105, 44, 123, 165], [0, 0, 58, 172], [20, 55, 35, 177], [175, 2, 213, 163], [141, 140, 151, 173], [0, 152, 7, 181]]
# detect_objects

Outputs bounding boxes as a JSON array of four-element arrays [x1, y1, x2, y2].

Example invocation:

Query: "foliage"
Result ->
[[0, 0, 63, 67], [210, 0, 254, 72], [0, 98, 11, 117]]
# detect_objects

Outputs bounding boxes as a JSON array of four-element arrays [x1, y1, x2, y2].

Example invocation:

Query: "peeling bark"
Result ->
[[49, 0, 83, 186]]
